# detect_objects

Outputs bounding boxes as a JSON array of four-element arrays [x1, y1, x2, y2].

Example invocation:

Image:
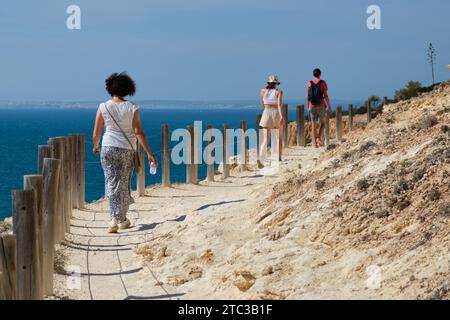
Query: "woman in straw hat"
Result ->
[[257, 75, 284, 167]]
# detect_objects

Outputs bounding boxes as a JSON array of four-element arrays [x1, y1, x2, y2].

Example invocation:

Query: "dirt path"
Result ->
[[53, 146, 321, 300], [52, 84, 450, 300]]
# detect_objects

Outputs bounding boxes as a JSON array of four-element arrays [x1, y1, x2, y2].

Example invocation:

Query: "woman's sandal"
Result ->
[[108, 221, 119, 233], [118, 218, 131, 230]]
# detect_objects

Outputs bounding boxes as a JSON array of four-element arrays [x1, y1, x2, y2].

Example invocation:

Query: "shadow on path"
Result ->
[[124, 292, 186, 300], [196, 199, 245, 212], [64, 240, 142, 250], [128, 215, 187, 233], [79, 267, 143, 277], [239, 174, 264, 178], [144, 194, 205, 198]]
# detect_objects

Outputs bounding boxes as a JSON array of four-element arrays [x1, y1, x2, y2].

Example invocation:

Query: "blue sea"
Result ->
[[0, 99, 362, 220]]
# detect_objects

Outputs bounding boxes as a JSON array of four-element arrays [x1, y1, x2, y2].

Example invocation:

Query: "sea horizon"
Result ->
[[0, 98, 365, 110]]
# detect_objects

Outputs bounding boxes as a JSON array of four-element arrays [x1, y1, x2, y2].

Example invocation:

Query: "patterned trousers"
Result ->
[[100, 146, 134, 223]]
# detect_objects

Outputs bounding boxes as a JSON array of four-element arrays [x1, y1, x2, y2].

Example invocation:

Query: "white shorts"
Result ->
[[259, 106, 280, 128]]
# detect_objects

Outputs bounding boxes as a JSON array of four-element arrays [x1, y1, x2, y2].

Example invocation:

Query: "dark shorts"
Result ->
[[310, 106, 326, 123]]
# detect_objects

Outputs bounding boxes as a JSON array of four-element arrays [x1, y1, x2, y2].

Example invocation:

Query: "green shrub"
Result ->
[[394, 81, 441, 102], [394, 81, 422, 101]]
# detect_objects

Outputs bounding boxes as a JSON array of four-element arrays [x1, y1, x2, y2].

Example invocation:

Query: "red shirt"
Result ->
[[306, 78, 328, 109]]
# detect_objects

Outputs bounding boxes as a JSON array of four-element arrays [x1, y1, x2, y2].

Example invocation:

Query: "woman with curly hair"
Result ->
[[92, 72, 157, 233]]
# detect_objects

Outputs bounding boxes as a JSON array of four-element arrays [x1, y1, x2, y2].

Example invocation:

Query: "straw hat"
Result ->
[[267, 75, 280, 84]]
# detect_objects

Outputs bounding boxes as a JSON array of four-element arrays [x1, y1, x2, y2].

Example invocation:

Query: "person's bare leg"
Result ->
[[278, 125, 283, 161], [312, 122, 318, 148], [259, 128, 269, 165], [257, 127, 264, 168], [318, 121, 325, 146], [259, 128, 266, 158]]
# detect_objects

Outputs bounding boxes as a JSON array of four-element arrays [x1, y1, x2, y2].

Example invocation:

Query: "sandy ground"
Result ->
[[53, 147, 321, 300], [53, 82, 449, 300]]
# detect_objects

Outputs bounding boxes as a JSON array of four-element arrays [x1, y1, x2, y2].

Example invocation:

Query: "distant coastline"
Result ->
[[0, 99, 364, 110]]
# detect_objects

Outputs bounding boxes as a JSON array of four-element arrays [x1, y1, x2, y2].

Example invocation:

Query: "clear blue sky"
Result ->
[[0, 0, 449, 101]]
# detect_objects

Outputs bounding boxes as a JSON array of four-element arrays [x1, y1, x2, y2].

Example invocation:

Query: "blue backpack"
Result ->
[[308, 80, 324, 106]]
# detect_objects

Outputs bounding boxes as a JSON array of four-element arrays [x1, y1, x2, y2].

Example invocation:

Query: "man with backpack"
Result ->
[[306, 68, 332, 148]]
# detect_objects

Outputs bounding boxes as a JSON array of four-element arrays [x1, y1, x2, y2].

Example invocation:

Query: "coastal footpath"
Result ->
[[7, 82, 448, 299]]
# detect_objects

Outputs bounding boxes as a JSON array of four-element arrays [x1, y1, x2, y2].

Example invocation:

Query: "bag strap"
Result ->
[[103, 102, 136, 152], [311, 80, 321, 88]]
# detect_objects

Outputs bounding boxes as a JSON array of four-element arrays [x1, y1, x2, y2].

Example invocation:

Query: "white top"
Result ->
[[262, 89, 278, 105], [99, 100, 139, 150]]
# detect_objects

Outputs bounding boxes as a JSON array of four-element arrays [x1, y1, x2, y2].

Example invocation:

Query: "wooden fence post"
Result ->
[[71, 136, 77, 209], [282, 104, 288, 147], [69, 135, 78, 209], [63, 137, 72, 233], [239, 120, 247, 172], [222, 124, 230, 180], [366, 101, 371, 123], [70, 134, 79, 209], [23, 175, 44, 299], [136, 143, 146, 197], [256, 114, 262, 160], [188, 125, 198, 184], [38, 146, 50, 175], [324, 112, 330, 148], [186, 125, 194, 184], [0, 234, 16, 300], [296, 105, 305, 147], [336, 106, 343, 142], [42, 158, 61, 296], [77, 134, 85, 209], [12, 189, 40, 300], [71, 135, 77, 209], [348, 104, 353, 132], [48, 137, 66, 243], [193, 124, 199, 184], [161, 124, 170, 187], [206, 124, 215, 182], [186, 125, 192, 184]]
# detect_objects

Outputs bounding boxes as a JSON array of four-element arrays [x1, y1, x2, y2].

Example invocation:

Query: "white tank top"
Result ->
[[263, 89, 278, 105], [99, 100, 139, 150]]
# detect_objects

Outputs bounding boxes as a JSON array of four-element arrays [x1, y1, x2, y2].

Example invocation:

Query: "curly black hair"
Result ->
[[105, 72, 136, 97]]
